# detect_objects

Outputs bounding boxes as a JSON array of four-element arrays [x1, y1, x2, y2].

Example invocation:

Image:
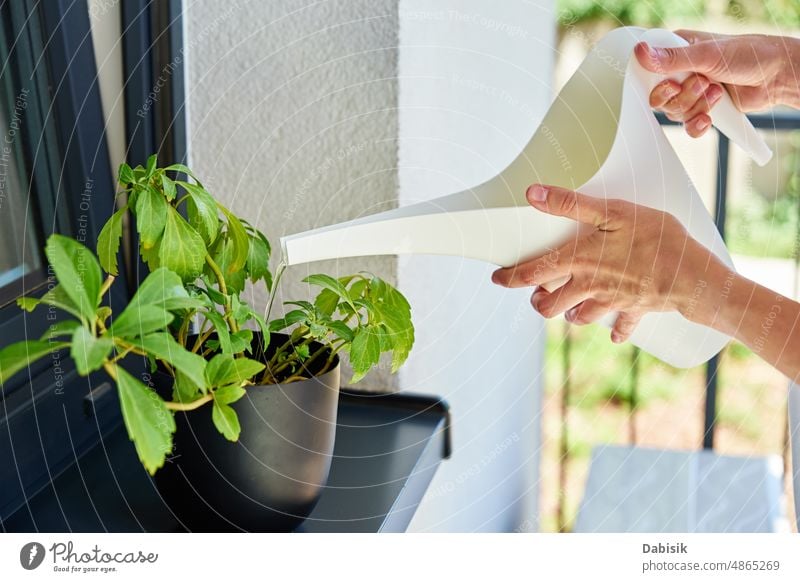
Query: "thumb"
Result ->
[[634, 40, 721, 77], [526, 184, 610, 227]]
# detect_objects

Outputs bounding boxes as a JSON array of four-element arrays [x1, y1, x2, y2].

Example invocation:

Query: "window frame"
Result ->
[[0, 0, 128, 522]]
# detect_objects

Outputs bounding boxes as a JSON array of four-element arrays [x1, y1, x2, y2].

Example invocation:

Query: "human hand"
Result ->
[[635, 30, 800, 137], [490, 184, 725, 343]]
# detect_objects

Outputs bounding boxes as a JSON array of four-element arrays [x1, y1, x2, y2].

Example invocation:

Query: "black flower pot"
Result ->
[[153, 333, 340, 532]]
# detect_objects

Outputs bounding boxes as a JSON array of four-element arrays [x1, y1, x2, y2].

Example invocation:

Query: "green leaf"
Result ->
[[145, 154, 157, 177], [108, 305, 174, 338], [44, 235, 103, 321], [40, 319, 81, 341], [203, 309, 232, 354], [314, 289, 340, 317], [214, 383, 247, 405], [18, 286, 83, 321], [96, 306, 113, 323], [140, 238, 161, 271], [129, 267, 205, 312], [349, 278, 369, 300], [128, 332, 208, 391], [206, 237, 246, 294], [165, 163, 201, 183], [0, 340, 69, 388], [268, 309, 307, 332], [178, 181, 219, 244], [114, 364, 175, 475], [212, 400, 241, 441], [135, 185, 168, 249], [217, 204, 249, 275], [172, 371, 201, 403], [118, 162, 134, 185], [71, 327, 113, 375], [16, 296, 41, 312], [366, 277, 413, 369], [230, 329, 253, 354], [108, 268, 202, 338], [349, 326, 381, 383], [161, 174, 177, 200], [132, 165, 147, 182], [246, 231, 271, 284], [327, 320, 355, 342], [284, 300, 314, 313], [158, 207, 206, 281], [206, 353, 265, 387], [304, 274, 356, 313], [97, 206, 126, 275]]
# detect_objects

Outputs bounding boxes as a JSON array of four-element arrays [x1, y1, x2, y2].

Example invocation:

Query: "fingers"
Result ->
[[492, 243, 574, 288], [525, 184, 614, 227], [634, 40, 723, 77], [661, 73, 711, 115], [680, 82, 723, 120], [530, 277, 589, 319], [651, 73, 724, 137], [611, 311, 643, 343], [684, 114, 713, 138], [565, 299, 613, 325], [649, 79, 682, 108]]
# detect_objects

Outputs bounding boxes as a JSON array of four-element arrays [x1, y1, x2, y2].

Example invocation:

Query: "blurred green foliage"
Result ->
[[557, 0, 705, 26], [557, 0, 800, 27]]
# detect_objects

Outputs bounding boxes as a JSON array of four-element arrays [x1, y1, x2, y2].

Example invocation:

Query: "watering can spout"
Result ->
[[278, 26, 772, 369], [280, 192, 577, 268]]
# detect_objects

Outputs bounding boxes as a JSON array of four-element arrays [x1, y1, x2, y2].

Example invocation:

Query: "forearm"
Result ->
[[686, 261, 800, 382]]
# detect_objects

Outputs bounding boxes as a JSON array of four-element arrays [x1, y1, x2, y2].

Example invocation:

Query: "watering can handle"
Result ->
[[633, 29, 772, 167]]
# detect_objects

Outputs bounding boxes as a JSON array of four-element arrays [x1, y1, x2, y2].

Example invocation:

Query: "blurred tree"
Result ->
[[557, 0, 706, 27], [726, 1, 800, 28], [557, 0, 799, 27]]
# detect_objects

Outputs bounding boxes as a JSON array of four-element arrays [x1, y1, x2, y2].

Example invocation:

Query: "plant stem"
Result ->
[[204, 254, 239, 333], [292, 343, 329, 374], [317, 339, 346, 376], [110, 345, 135, 363], [103, 361, 118, 380], [266, 337, 315, 378], [112, 338, 148, 357], [99, 275, 115, 298], [165, 394, 213, 411], [282, 375, 307, 384], [266, 328, 308, 367], [177, 310, 196, 347], [191, 320, 215, 353]]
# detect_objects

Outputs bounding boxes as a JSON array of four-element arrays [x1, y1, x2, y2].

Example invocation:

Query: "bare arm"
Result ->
[[690, 261, 800, 382]]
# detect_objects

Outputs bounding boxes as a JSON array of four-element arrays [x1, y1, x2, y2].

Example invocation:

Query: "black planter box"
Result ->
[[2, 389, 450, 533]]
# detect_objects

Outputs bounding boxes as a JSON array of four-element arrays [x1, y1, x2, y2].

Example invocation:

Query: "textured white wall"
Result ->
[[185, 0, 402, 386], [398, 0, 554, 532]]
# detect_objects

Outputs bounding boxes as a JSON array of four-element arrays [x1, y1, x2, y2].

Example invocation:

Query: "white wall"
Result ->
[[88, 0, 126, 176], [398, 0, 554, 532], [185, 0, 402, 386], [184, 0, 556, 531]]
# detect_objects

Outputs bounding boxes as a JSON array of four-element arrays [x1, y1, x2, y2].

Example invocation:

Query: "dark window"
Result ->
[[0, 0, 122, 523]]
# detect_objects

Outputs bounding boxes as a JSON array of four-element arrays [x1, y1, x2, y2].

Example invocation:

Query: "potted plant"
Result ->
[[0, 156, 414, 531]]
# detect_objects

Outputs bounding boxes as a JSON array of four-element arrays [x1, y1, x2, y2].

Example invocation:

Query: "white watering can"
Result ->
[[280, 27, 772, 368]]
